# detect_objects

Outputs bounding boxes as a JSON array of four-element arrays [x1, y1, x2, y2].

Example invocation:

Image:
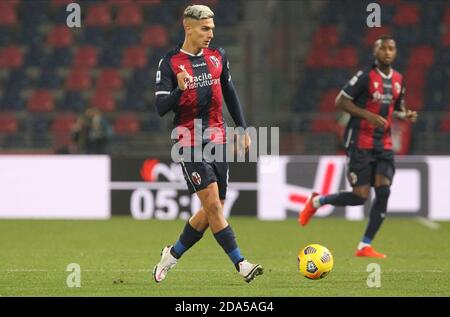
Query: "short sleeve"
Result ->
[[218, 48, 232, 85], [155, 57, 176, 97], [341, 70, 369, 100]]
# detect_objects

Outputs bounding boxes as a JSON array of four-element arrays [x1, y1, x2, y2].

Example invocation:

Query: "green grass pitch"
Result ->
[[0, 217, 449, 296]]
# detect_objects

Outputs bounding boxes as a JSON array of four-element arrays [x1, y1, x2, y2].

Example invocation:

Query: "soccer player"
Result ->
[[152, 5, 262, 283], [299, 35, 418, 258]]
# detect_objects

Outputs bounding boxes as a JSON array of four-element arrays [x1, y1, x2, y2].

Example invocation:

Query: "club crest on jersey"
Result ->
[[209, 56, 220, 68], [191, 172, 202, 186]]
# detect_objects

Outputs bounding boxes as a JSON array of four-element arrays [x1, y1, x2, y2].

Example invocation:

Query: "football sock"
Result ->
[[363, 186, 390, 242], [171, 221, 205, 259], [358, 241, 371, 250], [319, 192, 366, 207], [213, 225, 244, 271]]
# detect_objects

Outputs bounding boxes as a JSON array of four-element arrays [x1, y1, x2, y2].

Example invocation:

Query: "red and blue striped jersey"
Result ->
[[155, 45, 231, 146], [340, 64, 405, 151]]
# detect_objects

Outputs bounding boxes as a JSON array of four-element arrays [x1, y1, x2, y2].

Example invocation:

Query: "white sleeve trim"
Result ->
[[340, 90, 354, 100], [155, 91, 171, 96]]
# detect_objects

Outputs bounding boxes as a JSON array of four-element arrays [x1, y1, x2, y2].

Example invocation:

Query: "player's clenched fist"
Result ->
[[177, 65, 193, 91], [405, 109, 418, 123]]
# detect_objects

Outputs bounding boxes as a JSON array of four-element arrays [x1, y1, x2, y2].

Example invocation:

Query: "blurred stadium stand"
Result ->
[[0, 0, 448, 155]]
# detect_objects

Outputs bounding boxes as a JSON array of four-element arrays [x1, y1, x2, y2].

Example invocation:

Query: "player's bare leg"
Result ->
[[355, 175, 390, 258], [196, 183, 263, 282], [188, 200, 226, 233]]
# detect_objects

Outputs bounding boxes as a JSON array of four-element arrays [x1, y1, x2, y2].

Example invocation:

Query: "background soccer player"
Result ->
[[299, 35, 418, 258], [152, 5, 262, 283]]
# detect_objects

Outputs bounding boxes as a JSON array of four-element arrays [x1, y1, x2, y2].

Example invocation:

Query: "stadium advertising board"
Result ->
[[258, 156, 450, 221], [0, 156, 110, 219], [111, 157, 257, 219]]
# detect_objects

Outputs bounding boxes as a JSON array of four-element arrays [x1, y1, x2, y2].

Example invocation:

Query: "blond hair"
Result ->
[[183, 5, 215, 20]]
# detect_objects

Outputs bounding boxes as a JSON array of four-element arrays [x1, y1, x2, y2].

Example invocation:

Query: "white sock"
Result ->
[[358, 242, 371, 250], [312, 196, 322, 209]]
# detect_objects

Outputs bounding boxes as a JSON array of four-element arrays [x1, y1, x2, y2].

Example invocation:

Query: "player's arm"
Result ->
[[219, 49, 250, 152], [220, 54, 247, 129], [336, 71, 386, 128], [154, 58, 187, 117], [393, 85, 418, 123]]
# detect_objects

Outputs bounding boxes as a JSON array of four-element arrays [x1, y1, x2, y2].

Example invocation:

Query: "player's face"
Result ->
[[188, 18, 215, 48], [374, 39, 397, 66]]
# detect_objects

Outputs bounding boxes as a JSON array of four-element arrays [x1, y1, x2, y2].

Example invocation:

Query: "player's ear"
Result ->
[[183, 18, 190, 33], [183, 18, 194, 34]]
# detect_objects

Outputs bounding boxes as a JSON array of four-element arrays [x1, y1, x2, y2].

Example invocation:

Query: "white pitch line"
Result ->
[[415, 217, 440, 230]]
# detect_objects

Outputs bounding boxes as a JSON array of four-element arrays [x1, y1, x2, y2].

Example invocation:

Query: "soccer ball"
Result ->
[[297, 244, 334, 280]]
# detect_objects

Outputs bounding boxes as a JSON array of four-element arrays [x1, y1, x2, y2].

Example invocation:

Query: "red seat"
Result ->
[[440, 116, 450, 133], [404, 90, 424, 111], [404, 67, 426, 90], [85, 3, 111, 27], [0, 0, 20, 7], [0, 113, 18, 134], [333, 46, 358, 68], [443, 4, 450, 25], [47, 25, 73, 48], [306, 49, 333, 67], [0, 2, 17, 26], [319, 89, 340, 112], [51, 114, 77, 134], [142, 25, 169, 48], [27, 90, 55, 112], [51, 113, 77, 148], [114, 114, 140, 135], [136, 0, 161, 6], [0, 45, 23, 69], [107, 0, 133, 5], [408, 46, 434, 67], [376, 0, 402, 4], [313, 26, 339, 48], [73, 46, 98, 68], [364, 26, 391, 47], [393, 3, 420, 26], [96, 68, 123, 90], [90, 90, 116, 112], [65, 68, 92, 91], [116, 3, 142, 26], [443, 27, 450, 46], [311, 117, 338, 133], [122, 46, 147, 68]]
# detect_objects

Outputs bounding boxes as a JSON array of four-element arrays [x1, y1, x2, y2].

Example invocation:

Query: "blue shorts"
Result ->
[[346, 147, 395, 187], [179, 144, 229, 200]]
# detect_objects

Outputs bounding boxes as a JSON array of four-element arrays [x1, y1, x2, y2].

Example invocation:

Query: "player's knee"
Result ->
[[204, 200, 222, 216], [375, 186, 391, 199], [352, 193, 368, 205]]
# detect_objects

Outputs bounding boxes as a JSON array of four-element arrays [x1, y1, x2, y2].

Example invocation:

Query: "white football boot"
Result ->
[[239, 260, 263, 283], [152, 245, 178, 283]]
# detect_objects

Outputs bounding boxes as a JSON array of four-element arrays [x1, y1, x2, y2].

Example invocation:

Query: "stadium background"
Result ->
[[0, 0, 449, 297], [0, 0, 448, 156]]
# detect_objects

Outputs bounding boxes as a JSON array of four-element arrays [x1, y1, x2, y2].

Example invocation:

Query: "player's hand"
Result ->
[[177, 65, 193, 91], [234, 132, 251, 156], [242, 132, 251, 154], [366, 112, 387, 128], [405, 110, 418, 123]]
